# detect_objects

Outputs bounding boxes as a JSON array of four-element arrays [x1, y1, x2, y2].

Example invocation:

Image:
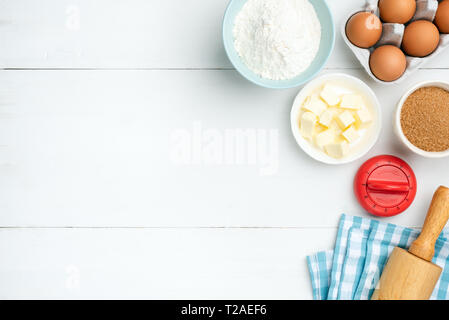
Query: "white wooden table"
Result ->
[[1, 0, 448, 299]]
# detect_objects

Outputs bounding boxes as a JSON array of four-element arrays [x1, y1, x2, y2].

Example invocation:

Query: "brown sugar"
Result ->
[[400, 86, 449, 152]]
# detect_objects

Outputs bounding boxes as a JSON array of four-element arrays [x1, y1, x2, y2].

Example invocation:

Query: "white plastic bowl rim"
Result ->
[[291, 73, 382, 165], [395, 80, 449, 158]]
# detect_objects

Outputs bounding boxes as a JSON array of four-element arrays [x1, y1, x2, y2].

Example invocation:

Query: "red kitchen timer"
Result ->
[[354, 155, 417, 217]]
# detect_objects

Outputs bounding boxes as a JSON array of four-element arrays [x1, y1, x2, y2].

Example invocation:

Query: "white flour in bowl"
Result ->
[[233, 0, 322, 81]]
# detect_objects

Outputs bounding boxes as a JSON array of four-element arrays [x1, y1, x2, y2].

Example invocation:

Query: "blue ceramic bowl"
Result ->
[[223, 0, 335, 89]]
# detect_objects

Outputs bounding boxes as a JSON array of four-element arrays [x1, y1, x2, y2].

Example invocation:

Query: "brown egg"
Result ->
[[369, 45, 407, 82], [402, 20, 440, 57], [378, 0, 416, 24], [435, 0, 449, 34], [346, 12, 382, 48]]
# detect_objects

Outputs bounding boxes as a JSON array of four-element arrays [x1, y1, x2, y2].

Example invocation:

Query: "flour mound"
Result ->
[[233, 0, 322, 81]]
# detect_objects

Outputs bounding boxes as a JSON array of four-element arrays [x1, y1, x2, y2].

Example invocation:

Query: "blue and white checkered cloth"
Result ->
[[307, 214, 449, 300]]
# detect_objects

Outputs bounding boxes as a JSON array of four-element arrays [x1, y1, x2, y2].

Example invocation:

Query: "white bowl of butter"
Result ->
[[291, 73, 381, 165]]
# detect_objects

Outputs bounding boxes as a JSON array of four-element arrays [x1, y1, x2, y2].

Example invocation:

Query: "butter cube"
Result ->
[[320, 85, 341, 106], [319, 109, 335, 127], [329, 120, 343, 135], [340, 94, 363, 110], [325, 140, 349, 159], [300, 111, 317, 139], [336, 110, 356, 129], [315, 129, 335, 149], [302, 95, 327, 116], [354, 108, 372, 129], [342, 125, 360, 143]]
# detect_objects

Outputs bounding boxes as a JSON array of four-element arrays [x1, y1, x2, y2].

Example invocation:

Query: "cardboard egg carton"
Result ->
[[342, 0, 449, 84]]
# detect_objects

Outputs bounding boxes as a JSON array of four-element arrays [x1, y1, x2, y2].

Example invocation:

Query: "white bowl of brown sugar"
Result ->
[[395, 81, 449, 158]]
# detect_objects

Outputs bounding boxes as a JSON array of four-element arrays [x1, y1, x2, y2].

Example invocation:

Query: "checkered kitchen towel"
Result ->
[[307, 214, 449, 300]]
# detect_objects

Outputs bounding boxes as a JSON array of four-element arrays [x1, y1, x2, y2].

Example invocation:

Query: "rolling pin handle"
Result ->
[[409, 186, 449, 262]]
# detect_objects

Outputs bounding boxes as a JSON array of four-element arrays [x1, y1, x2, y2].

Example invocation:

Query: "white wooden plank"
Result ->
[[0, 227, 335, 299], [0, 0, 448, 69], [0, 0, 231, 69], [0, 68, 448, 228]]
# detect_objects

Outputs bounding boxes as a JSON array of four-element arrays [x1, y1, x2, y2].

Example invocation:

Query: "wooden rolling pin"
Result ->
[[371, 186, 449, 300]]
